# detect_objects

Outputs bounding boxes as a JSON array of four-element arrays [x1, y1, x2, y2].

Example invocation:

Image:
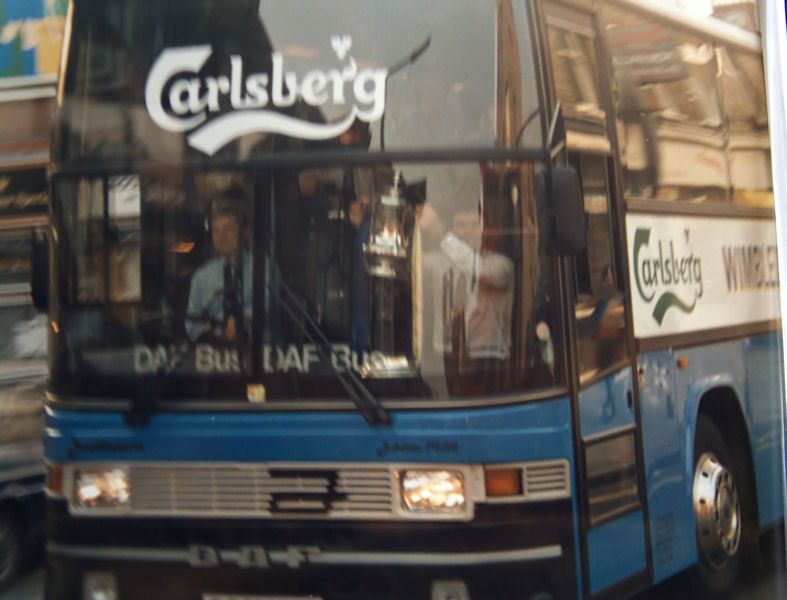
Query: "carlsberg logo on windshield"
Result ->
[[145, 36, 387, 155], [633, 228, 703, 325]]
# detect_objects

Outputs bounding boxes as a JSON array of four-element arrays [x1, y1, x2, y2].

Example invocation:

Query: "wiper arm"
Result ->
[[126, 275, 391, 426], [270, 277, 391, 427]]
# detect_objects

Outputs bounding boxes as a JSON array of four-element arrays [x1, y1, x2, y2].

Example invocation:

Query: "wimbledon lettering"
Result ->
[[722, 244, 779, 292]]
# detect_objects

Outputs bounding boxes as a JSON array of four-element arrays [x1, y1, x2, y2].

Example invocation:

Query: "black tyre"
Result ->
[[690, 415, 748, 597], [0, 513, 20, 590]]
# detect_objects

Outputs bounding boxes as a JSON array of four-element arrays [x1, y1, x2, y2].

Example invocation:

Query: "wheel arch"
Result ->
[[692, 386, 758, 525]]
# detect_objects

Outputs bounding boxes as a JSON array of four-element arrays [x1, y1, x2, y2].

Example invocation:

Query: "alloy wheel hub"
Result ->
[[693, 452, 741, 569]]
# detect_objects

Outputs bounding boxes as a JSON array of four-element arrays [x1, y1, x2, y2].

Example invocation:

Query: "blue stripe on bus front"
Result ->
[[47, 395, 587, 593], [45, 396, 574, 466]]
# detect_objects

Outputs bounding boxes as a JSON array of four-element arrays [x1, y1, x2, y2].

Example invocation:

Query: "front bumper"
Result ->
[[46, 499, 578, 600]]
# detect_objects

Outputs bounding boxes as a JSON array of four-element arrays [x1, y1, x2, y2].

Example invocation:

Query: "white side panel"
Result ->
[[626, 214, 779, 338]]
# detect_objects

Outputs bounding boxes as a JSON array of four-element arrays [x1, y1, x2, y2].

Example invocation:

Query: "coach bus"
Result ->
[[41, 1, 784, 599]]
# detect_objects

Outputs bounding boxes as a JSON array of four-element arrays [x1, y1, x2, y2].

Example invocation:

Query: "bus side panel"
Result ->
[[743, 333, 785, 527], [676, 336, 784, 530], [637, 349, 695, 583], [586, 510, 647, 594], [640, 336, 784, 584]]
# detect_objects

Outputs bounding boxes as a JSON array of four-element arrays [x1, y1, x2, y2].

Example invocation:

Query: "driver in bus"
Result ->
[[186, 189, 252, 343]]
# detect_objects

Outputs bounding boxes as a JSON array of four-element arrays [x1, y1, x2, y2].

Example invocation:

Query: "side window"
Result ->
[[572, 153, 627, 379], [598, 4, 773, 207], [543, 2, 612, 157], [718, 47, 773, 207], [542, 4, 628, 379]]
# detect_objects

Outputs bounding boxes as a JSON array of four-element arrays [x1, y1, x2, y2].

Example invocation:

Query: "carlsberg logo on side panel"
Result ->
[[145, 36, 387, 155], [633, 227, 703, 325]]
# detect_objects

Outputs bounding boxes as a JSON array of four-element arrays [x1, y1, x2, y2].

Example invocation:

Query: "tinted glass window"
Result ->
[[571, 154, 627, 379], [544, 5, 605, 128]]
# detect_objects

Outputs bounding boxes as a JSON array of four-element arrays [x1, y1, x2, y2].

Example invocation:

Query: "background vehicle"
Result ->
[[0, 174, 49, 591], [40, 1, 784, 599], [0, 0, 65, 588]]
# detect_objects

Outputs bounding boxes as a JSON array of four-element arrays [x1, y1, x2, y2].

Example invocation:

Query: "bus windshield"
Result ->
[[52, 161, 561, 401], [51, 0, 560, 403]]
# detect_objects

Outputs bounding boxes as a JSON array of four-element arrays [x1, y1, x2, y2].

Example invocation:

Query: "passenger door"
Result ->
[[540, 2, 649, 596]]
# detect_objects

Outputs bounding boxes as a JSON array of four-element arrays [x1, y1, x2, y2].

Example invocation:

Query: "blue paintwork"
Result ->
[[742, 335, 784, 526], [587, 510, 648, 594], [46, 397, 575, 466], [637, 349, 692, 583], [578, 367, 635, 438], [47, 397, 585, 595], [48, 398, 586, 582], [638, 333, 785, 585], [579, 367, 647, 593]]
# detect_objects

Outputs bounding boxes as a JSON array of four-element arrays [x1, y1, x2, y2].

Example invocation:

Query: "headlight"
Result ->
[[400, 470, 465, 513], [74, 468, 130, 509], [83, 571, 118, 600]]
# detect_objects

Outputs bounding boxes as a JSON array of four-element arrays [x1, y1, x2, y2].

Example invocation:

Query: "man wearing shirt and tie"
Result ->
[[186, 190, 252, 343]]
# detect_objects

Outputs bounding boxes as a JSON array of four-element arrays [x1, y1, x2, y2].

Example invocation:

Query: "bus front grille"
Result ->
[[128, 464, 395, 520]]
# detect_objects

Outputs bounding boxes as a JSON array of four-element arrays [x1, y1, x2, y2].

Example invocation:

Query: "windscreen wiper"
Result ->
[[268, 276, 391, 427]]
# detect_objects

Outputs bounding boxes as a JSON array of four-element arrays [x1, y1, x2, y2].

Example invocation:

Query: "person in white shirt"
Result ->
[[420, 201, 514, 363]]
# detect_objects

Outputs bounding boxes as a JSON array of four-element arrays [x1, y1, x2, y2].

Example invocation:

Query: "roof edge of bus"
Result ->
[[605, 0, 762, 55]]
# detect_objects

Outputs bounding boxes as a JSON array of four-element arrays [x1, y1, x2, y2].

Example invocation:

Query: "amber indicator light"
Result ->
[[484, 468, 523, 498], [47, 464, 64, 496]]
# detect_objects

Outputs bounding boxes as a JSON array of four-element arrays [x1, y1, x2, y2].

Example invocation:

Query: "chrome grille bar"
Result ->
[[120, 464, 396, 519]]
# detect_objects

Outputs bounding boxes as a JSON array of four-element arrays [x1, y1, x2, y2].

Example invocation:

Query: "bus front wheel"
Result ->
[[691, 415, 744, 596]]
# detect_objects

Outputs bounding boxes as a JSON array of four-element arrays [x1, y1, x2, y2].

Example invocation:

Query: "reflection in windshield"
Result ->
[[598, 3, 772, 206], [57, 0, 543, 164]]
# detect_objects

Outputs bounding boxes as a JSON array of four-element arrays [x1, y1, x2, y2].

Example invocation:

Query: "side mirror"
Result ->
[[536, 165, 587, 256], [31, 230, 49, 313], [552, 166, 586, 255]]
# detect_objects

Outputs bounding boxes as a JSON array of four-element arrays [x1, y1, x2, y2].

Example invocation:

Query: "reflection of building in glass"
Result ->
[[496, 0, 522, 147], [599, 2, 772, 207], [0, 1, 65, 357], [0, 7, 60, 574], [712, 0, 759, 33]]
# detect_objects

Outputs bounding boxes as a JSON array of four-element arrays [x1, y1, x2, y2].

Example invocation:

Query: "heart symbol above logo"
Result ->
[[331, 35, 352, 61]]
